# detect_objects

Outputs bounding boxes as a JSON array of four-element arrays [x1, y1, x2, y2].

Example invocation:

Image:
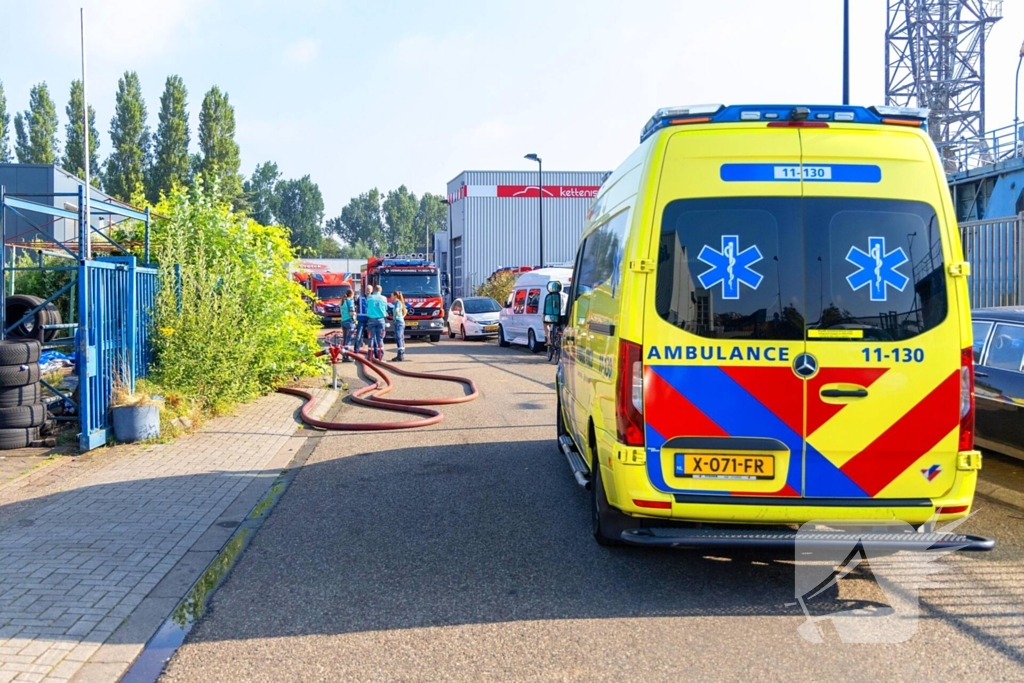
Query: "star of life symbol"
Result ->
[[697, 235, 763, 300], [846, 236, 909, 302]]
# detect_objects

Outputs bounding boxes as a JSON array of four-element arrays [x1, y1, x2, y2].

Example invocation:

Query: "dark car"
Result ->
[[972, 307, 1024, 460]]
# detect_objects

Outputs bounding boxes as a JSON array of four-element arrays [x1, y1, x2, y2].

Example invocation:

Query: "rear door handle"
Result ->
[[821, 388, 868, 398], [975, 371, 988, 378]]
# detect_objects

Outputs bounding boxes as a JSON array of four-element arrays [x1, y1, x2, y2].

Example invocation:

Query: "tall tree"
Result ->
[[14, 83, 59, 164], [62, 80, 100, 185], [197, 86, 242, 201], [274, 175, 325, 256], [243, 161, 281, 225], [0, 81, 11, 163], [327, 189, 385, 253], [149, 75, 191, 202], [382, 185, 419, 253], [414, 192, 448, 256], [105, 71, 150, 202]]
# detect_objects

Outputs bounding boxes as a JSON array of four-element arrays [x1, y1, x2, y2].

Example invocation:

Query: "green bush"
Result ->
[[148, 181, 322, 412], [475, 270, 518, 306]]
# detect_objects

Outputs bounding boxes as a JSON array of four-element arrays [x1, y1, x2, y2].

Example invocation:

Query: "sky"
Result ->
[[2, 0, 1023, 218]]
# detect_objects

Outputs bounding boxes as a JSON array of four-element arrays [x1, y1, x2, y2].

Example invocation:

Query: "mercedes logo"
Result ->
[[793, 353, 818, 378]]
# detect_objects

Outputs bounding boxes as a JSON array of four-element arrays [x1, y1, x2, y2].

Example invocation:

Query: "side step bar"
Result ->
[[621, 528, 995, 552], [558, 436, 591, 489]]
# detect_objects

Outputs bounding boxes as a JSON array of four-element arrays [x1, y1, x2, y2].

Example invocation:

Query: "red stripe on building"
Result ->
[[496, 185, 601, 198], [839, 370, 960, 496], [644, 369, 727, 440]]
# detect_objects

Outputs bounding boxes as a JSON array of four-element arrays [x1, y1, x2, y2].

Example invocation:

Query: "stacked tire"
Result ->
[[0, 339, 44, 449], [5, 295, 61, 343]]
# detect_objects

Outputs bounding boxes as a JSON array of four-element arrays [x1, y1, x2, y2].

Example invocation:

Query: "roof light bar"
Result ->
[[640, 104, 932, 142], [641, 104, 724, 138], [869, 105, 930, 120]]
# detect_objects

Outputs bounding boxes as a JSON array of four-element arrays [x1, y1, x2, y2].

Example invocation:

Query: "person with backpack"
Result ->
[[339, 289, 356, 363], [390, 291, 407, 362], [365, 285, 389, 361]]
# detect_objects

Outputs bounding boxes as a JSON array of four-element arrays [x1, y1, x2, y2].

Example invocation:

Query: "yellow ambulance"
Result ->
[[556, 104, 994, 550]]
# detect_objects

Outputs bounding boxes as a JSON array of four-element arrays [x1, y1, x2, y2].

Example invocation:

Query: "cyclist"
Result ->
[[542, 280, 565, 356]]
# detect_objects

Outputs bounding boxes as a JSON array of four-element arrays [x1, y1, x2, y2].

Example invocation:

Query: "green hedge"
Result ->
[[148, 182, 322, 412]]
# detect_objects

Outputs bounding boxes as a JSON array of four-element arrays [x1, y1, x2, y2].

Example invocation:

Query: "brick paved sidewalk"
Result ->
[[0, 389, 336, 683]]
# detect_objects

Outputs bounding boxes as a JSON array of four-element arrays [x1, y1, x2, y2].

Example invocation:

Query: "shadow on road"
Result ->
[[179, 438, 909, 644]]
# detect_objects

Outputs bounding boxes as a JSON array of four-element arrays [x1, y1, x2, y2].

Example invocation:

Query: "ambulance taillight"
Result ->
[[959, 347, 975, 451], [616, 340, 644, 447]]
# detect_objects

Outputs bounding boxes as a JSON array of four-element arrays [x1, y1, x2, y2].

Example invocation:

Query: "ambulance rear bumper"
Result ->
[[620, 527, 995, 551]]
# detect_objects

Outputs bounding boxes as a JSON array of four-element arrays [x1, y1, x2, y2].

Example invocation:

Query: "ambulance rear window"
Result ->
[[655, 197, 947, 341], [656, 197, 804, 340], [804, 198, 947, 342]]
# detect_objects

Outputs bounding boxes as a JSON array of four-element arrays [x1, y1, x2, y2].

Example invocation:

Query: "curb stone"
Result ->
[[975, 480, 1024, 513]]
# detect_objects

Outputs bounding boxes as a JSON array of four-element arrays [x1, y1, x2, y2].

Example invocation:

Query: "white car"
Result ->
[[446, 297, 502, 340]]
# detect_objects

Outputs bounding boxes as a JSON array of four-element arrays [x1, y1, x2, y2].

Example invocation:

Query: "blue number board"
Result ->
[[720, 164, 882, 183]]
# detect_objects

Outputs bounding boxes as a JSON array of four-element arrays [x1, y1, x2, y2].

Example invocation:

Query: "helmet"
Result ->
[[547, 281, 562, 293]]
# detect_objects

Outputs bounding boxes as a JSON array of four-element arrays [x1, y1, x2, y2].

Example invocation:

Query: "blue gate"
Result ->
[[79, 257, 159, 450]]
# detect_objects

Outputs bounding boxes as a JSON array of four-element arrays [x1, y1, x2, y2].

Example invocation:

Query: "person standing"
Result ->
[[339, 289, 356, 363], [365, 285, 389, 361], [353, 285, 369, 355], [390, 291, 407, 362]]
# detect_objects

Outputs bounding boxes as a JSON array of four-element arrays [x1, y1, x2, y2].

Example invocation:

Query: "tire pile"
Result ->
[[0, 339, 45, 449]]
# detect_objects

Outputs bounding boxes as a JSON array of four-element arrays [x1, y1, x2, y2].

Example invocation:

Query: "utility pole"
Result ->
[[81, 7, 91, 260], [524, 154, 543, 267], [843, 0, 850, 105]]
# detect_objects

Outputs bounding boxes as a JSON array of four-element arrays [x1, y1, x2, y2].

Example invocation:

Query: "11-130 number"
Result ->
[[862, 347, 925, 363]]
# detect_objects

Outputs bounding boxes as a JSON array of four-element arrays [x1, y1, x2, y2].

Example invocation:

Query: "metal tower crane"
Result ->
[[885, 0, 1003, 169]]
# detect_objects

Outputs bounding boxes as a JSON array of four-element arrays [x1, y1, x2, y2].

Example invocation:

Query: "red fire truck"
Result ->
[[361, 256, 445, 342], [293, 271, 355, 326]]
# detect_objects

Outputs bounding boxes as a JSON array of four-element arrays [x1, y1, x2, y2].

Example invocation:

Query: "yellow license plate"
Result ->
[[406, 321, 419, 328], [484, 325, 498, 331], [675, 454, 774, 480]]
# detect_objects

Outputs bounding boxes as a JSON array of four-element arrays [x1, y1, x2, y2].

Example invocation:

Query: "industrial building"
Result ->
[[0, 164, 121, 245], [439, 169, 609, 298]]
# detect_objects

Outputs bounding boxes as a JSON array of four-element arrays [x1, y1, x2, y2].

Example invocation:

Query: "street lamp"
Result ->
[[441, 198, 454, 300], [1015, 40, 1024, 156], [524, 153, 543, 267]]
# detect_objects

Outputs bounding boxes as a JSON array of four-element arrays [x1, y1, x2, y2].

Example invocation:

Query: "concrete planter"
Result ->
[[112, 403, 160, 442]]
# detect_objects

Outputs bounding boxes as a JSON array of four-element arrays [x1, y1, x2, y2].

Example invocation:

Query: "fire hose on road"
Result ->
[[278, 341, 479, 431]]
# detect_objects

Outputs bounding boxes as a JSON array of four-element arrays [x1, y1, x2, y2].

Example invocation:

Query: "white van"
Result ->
[[498, 267, 571, 352]]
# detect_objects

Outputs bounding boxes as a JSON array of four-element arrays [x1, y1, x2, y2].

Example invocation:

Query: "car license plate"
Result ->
[[484, 325, 498, 332], [406, 321, 419, 328], [675, 454, 774, 480]]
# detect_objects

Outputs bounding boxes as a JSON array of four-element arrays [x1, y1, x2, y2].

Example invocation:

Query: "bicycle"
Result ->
[[546, 323, 564, 363]]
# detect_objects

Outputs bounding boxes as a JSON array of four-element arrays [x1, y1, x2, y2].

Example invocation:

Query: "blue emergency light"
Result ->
[[639, 104, 930, 143]]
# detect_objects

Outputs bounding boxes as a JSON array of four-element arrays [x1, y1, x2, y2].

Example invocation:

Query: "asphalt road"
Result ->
[[162, 339, 1024, 682]]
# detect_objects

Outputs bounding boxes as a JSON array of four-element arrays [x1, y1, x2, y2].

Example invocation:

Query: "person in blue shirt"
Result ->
[[339, 289, 356, 363], [365, 285, 389, 361], [389, 291, 407, 362], [353, 285, 369, 355]]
